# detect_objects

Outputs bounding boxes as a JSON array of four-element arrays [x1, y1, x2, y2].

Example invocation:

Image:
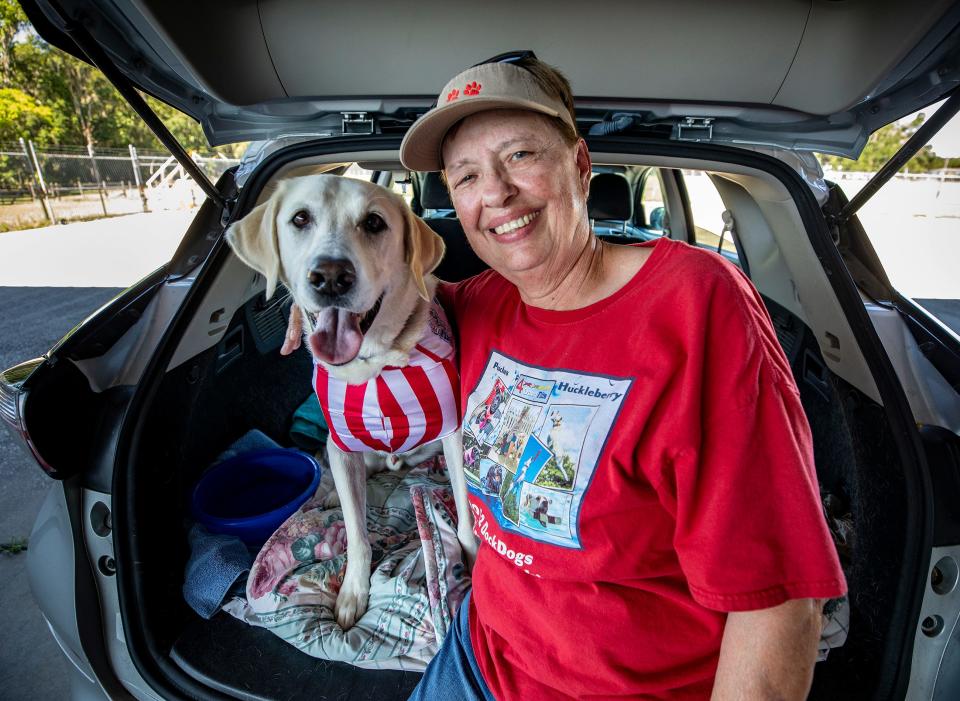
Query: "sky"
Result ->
[[902, 99, 960, 159]]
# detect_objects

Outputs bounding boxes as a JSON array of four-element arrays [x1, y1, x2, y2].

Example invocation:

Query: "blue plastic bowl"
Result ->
[[191, 448, 321, 546]]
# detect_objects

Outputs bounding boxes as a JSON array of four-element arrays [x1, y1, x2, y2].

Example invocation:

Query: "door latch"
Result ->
[[342, 112, 374, 135], [676, 117, 714, 142]]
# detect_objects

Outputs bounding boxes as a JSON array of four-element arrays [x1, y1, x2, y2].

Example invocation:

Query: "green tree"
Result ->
[[0, 0, 28, 87], [0, 85, 62, 142], [9, 31, 116, 146], [3, 10, 234, 154], [819, 116, 945, 173]]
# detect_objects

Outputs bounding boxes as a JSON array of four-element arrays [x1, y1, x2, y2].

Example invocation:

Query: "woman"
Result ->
[[289, 55, 846, 700]]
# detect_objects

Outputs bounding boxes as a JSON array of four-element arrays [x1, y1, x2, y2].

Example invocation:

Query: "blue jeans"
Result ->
[[408, 591, 496, 700]]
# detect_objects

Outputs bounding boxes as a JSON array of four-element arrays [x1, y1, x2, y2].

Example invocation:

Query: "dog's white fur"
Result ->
[[226, 174, 477, 629]]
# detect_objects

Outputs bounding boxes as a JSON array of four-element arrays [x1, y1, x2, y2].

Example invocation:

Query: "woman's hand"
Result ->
[[281, 304, 302, 355]]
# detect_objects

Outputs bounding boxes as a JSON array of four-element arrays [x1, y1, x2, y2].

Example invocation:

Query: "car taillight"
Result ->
[[0, 357, 54, 476]]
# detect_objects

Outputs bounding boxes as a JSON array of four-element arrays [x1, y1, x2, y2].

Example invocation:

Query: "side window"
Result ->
[[822, 108, 959, 335], [684, 171, 738, 261], [343, 163, 373, 181], [639, 169, 667, 233], [390, 171, 414, 206]]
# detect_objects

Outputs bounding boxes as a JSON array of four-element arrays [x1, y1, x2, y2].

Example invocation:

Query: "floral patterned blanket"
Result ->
[[223, 455, 471, 671]]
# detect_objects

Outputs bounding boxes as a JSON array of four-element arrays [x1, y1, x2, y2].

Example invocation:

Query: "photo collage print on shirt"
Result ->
[[462, 351, 632, 548]]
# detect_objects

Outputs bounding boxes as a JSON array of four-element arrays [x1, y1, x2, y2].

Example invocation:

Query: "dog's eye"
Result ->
[[291, 210, 311, 228], [363, 212, 387, 234]]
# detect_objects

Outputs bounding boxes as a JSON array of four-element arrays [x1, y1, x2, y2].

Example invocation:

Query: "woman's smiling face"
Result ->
[[441, 109, 592, 281]]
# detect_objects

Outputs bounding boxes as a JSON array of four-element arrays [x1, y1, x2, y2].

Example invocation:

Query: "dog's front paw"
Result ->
[[335, 581, 369, 630]]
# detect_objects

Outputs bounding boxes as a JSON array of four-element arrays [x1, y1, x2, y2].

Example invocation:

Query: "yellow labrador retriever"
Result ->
[[226, 174, 476, 629]]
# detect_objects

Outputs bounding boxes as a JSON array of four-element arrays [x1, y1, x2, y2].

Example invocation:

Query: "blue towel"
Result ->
[[215, 428, 281, 462], [289, 393, 329, 452], [183, 524, 253, 619], [183, 429, 282, 618]]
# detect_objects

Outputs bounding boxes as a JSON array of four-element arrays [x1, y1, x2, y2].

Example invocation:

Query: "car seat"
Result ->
[[587, 172, 644, 237], [420, 172, 489, 283]]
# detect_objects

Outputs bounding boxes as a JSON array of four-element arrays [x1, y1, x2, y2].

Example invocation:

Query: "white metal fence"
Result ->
[[824, 168, 960, 219], [0, 140, 239, 230]]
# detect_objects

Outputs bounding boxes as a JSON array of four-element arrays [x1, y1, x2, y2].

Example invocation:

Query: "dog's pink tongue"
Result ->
[[309, 307, 362, 365]]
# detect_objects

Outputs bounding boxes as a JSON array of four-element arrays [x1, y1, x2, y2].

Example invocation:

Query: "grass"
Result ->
[[0, 538, 28, 555], [0, 211, 133, 234], [536, 454, 575, 490]]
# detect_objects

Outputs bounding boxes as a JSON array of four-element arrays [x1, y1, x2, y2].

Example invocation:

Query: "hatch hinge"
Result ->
[[342, 112, 375, 136], [220, 195, 239, 227], [676, 117, 714, 142]]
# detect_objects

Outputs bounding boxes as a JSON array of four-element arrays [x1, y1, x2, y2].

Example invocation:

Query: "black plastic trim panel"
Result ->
[[894, 295, 960, 393], [18, 0, 89, 64], [81, 385, 136, 493], [167, 170, 239, 279], [922, 425, 960, 547], [65, 272, 165, 362], [170, 614, 421, 701]]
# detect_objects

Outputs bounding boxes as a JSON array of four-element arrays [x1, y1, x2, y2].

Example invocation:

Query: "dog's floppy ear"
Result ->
[[225, 193, 282, 299], [404, 209, 446, 301]]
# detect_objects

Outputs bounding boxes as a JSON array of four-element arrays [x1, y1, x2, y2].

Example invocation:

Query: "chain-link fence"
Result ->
[[0, 139, 239, 231]]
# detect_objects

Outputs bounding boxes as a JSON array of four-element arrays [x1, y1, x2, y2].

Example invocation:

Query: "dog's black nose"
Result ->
[[308, 258, 356, 297]]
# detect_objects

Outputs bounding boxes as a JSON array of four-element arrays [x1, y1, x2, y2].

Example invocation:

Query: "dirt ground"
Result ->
[[834, 175, 960, 300], [0, 183, 203, 232]]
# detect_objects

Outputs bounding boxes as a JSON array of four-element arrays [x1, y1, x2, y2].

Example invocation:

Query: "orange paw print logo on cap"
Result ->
[[446, 88, 460, 102], [464, 81, 482, 96]]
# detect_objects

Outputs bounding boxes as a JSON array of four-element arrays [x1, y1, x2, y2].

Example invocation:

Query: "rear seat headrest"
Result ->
[[420, 172, 453, 210], [587, 173, 633, 221]]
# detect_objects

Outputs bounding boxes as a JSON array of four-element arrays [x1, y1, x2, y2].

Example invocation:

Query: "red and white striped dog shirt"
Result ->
[[313, 300, 460, 454]]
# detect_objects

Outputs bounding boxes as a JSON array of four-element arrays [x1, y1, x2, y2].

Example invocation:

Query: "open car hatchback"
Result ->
[[4, 1, 960, 699]]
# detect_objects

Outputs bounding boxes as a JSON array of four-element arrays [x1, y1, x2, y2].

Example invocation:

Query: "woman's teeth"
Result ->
[[492, 210, 540, 235]]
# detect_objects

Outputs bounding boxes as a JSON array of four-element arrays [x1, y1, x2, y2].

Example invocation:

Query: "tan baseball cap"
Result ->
[[399, 61, 576, 172]]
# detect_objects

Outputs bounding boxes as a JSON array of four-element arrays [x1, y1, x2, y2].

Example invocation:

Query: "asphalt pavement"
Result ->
[[0, 212, 191, 700], [916, 299, 960, 336], [0, 286, 123, 701]]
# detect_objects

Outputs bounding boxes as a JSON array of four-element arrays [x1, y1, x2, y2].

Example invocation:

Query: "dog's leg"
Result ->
[[326, 442, 372, 629], [312, 456, 341, 508], [441, 432, 479, 569]]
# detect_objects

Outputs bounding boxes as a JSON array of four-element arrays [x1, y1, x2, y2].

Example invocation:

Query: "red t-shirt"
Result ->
[[440, 237, 846, 700]]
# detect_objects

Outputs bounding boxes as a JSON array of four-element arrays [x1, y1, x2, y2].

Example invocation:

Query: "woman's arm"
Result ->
[[711, 598, 823, 701], [281, 304, 302, 355]]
